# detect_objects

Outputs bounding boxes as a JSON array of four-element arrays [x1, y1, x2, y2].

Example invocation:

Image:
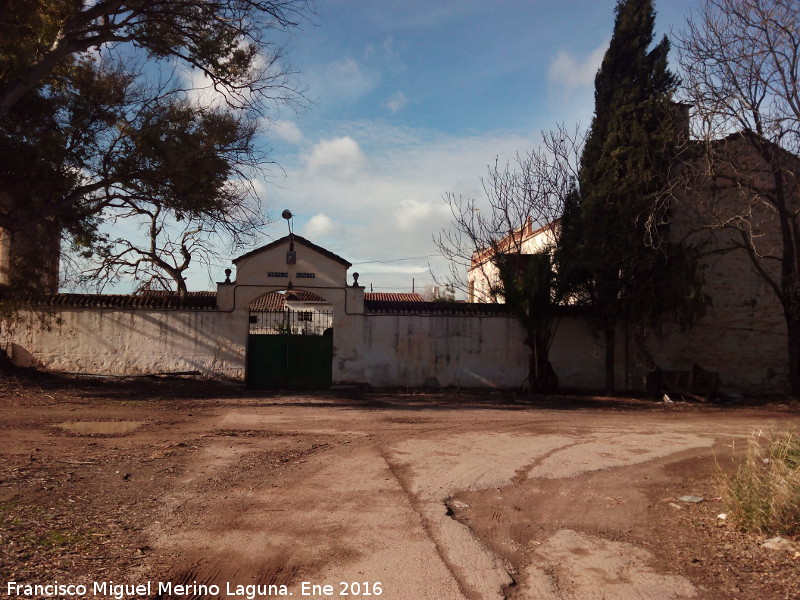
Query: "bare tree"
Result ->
[[77, 193, 265, 294], [434, 125, 584, 393], [436, 126, 584, 297], [677, 0, 800, 394]]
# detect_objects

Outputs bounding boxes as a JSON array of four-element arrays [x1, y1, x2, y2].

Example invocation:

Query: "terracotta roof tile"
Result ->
[[248, 293, 285, 312], [364, 293, 424, 302], [136, 290, 216, 297], [285, 290, 328, 302], [363, 300, 514, 315], [40, 292, 217, 309], [249, 290, 329, 311]]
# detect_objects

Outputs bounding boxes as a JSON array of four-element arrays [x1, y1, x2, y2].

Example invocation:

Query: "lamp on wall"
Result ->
[[283, 209, 296, 265]]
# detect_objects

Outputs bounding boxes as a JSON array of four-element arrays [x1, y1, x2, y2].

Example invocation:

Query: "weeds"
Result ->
[[33, 529, 87, 549], [720, 429, 800, 536]]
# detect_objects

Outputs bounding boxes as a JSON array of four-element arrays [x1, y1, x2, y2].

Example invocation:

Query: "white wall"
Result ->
[[4, 306, 608, 390], [2, 302, 786, 394], [342, 313, 528, 388], [4, 308, 244, 380]]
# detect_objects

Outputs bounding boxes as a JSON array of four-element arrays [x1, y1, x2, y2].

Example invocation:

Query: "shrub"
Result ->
[[720, 429, 800, 536]]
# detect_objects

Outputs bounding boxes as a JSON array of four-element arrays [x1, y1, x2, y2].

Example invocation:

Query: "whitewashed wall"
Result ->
[[2, 305, 614, 391], [1, 297, 788, 394], [341, 313, 528, 388], [3, 308, 244, 380]]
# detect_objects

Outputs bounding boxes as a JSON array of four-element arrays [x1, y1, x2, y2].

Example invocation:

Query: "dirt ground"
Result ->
[[1, 371, 799, 600]]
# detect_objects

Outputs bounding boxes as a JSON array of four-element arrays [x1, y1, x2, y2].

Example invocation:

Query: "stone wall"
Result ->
[[655, 136, 791, 394]]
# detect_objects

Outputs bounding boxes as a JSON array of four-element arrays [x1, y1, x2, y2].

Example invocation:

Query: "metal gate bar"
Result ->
[[249, 307, 333, 336]]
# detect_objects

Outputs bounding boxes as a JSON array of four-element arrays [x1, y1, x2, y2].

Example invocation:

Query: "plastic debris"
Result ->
[[762, 537, 797, 552], [717, 513, 727, 520], [678, 495, 704, 503], [663, 394, 673, 403]]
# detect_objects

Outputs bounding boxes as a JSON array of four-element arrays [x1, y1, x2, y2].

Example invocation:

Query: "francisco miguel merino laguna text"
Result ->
[[7, 580, 383, 599], [6, 580, 294, 599]]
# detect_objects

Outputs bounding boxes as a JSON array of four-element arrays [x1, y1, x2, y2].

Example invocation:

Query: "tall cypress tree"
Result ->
[[559, 0, 705, 394]]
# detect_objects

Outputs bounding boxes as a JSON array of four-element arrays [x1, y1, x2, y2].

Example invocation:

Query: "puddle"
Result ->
[[56, 421, 147, 435]]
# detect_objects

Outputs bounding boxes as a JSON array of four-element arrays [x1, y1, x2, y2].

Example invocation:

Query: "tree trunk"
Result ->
[[523, 332, 559, 394], [785, 311, 800, 397], [604, 321, 615, 396]]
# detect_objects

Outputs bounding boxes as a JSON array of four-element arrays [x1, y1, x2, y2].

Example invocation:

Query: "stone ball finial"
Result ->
[[352, 272, 360, 287], [224, 268, 232, 284]]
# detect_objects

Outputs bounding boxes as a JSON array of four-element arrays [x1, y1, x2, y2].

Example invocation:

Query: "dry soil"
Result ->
[[1, 372, 799, 600]]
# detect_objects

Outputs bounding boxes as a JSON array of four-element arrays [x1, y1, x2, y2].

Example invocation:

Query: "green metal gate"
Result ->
[[247, 306, 333, 389]]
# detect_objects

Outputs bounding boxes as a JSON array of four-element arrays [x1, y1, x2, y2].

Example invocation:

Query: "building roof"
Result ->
[[249, 290, 329, 311], [364, 292, 424, 302], [233, 234, 352, 267], [364, 300, 514, 315], [470, 219, 559, 270], [39, 292, 217, 309], [34, 290, 518, 315]]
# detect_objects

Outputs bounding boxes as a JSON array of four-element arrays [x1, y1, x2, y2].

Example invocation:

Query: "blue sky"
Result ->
[[189, 0, 701, 295]]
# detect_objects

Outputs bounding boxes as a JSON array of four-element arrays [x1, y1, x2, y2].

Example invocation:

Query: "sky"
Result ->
[[184, 0, 701, 296]]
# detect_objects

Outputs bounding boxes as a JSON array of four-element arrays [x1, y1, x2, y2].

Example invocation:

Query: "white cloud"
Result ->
[[182, 46, 277, 109], [304, 136, 369, 179], [364, 36, 396, 61], [250, 178, 269, 198], [392, 199, 448, 231], [306, 56, 378, 104], [269, 120, 304, 144], [184, 69, 227, 109], [303, 213, 336, 238], [383, 91, 409, 113], [259, 121, 541, 293], [548, 41, 607, 98]]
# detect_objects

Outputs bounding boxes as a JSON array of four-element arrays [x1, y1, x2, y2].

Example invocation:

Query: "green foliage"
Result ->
[[492, 252, 559, 393], [557, 0, 706, 393], [0, 57, 130, 241], [0, 0, 310, 115], [0, 0, 310, 297], [720, 429, 800, 536], [34, 529, 88, 550], [0, 0, 76, 84], [0, 54, 263, 294], [492, 253, 553, 337]]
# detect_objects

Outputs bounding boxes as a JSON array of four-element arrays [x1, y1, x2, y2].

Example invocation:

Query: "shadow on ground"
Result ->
[[2, 363, 795, 414]]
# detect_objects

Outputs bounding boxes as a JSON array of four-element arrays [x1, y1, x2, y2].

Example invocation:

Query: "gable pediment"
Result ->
[[232, 234, 351, 288]]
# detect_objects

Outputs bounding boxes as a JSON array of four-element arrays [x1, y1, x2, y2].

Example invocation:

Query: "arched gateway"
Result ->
[[215, 233, 360, 389], [247, 290, 334, 388]]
